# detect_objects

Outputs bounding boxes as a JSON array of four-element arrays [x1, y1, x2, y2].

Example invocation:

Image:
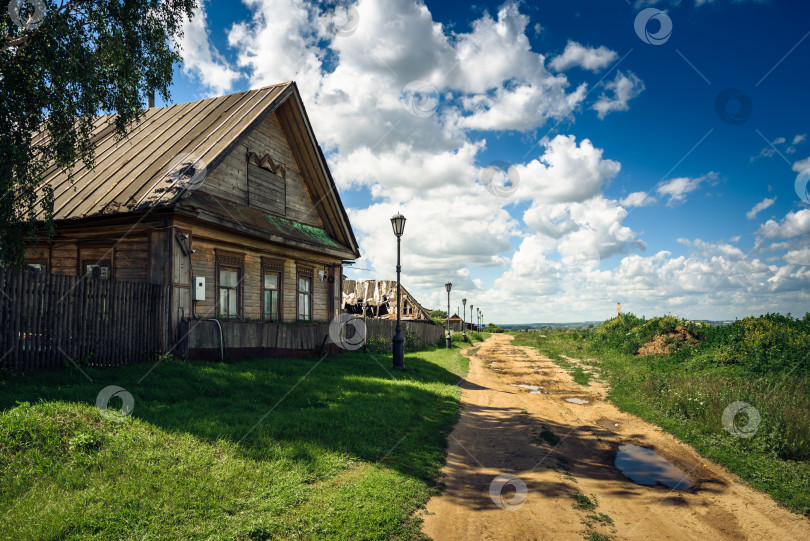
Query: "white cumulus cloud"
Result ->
[[592, 71, 645, 119], [746, 197, 776, 219], [549, 41, 618, 72]]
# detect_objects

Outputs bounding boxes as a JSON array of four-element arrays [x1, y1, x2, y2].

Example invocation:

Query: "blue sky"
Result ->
[[168, 0, 810, 323]]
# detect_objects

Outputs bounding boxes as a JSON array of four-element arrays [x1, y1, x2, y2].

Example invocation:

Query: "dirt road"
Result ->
[[420, 334, 810, 540]]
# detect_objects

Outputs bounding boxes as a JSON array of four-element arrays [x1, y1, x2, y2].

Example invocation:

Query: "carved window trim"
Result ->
[[260, 257, 284, 271], [215, 249, 244, 267]]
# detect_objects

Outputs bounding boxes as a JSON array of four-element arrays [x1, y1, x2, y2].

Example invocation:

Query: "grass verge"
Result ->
[[0, 347, 469, 540]]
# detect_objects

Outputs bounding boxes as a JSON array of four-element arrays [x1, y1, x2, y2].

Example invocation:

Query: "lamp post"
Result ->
[[391, 213, 406, 369], [477, 308, 480, 331], [469, 304, 473, 333], [445, 282, 452, 348], [462, 298, 467, 342]]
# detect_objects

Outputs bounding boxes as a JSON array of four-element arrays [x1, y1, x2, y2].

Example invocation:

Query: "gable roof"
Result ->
[[35, 82, 359, 258]]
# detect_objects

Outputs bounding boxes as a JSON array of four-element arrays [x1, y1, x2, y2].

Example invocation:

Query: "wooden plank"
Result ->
[[18, 271, 27, 372], [116, 280, 125, 364], [97, 278, 106, 367], [58, 275, 69, 364], [30, 271, 41, 370], [104, 278, 112, 366], [141, 284, 150, 359], [22, 271, 33, 372], [44, 273, 55, 369], [93, 278, 102, 366], [34, 272, 44, 371], [125, 281, 134, 364], [85, 277, 93, 366], [41, 272, 51, 369], [79, 278, 89, 364], [74, 277, 83, 365], [133, 282, 141, 361], [0, 271, 7, 371], [11, 271, 21, 372], [134, 282, 141, 363]]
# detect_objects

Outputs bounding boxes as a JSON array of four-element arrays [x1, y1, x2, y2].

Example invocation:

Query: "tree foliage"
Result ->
[[1, 0, 197, 266]]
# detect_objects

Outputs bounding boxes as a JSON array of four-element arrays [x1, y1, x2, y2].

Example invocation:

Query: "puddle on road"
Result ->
[[615, 445, 693, 490], [510, 384, 540, 391], [564, 397, 589, 404]]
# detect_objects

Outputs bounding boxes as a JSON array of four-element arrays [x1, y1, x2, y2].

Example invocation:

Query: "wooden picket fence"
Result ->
[[0, 269, 169, 373], [362, 318, 446, 349]]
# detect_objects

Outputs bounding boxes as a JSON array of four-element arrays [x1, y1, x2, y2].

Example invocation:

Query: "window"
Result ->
[[219, 266, 240, 317], [84, 260, 110, 280], [26, 262, 46, 273], [297, 274, 312, 321], [216, 250, 244, 319], [263, 271, 280, 320]]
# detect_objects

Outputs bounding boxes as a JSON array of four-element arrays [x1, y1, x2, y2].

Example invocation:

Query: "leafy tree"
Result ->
[[1, 0, 197, 267], [427, 309, 448, 326]]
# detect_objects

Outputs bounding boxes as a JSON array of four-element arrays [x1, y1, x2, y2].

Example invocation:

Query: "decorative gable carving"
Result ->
[[247, 151, 286, 179]]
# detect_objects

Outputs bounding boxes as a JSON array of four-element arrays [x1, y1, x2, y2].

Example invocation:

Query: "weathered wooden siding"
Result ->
[[50, 243, 76, 275], [180, 219, 340, 323], [200, 111, 324, 228], [115, 238, 148, 282], [24, 219, 158, 281]]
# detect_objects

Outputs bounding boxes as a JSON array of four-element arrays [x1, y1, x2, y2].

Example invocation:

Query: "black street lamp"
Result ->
[[462, 298, 467, 342], [445, 282, 452, 348], [477, 308, 480, 331], [469, 304, 473, 333], [391, 213, 406, 369]]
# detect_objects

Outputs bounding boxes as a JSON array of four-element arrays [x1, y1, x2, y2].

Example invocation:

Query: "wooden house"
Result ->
[[24, 82, 360, 344]]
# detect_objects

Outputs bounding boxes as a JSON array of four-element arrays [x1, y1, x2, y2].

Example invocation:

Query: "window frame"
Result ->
[[83, 260, 111, 280], [296, 266, 313, 321], [25, 260, 47, 274], [215, 250, 244, 319], [260, 257, 284, 321]]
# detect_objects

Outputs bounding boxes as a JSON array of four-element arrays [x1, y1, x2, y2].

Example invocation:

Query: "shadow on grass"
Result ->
[[0, 347, 467, 483]]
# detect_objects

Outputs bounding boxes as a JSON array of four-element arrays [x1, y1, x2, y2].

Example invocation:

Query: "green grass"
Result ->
[[512, 322, 810, 519], [0, 347, 469, 540], [571, 367, 593, 386], [449, 331, 490, 347], [584, 513, 614, 527], [570, 490, 597, 511]]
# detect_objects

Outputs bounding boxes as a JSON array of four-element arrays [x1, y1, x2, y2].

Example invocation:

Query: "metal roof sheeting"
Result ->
[[36, 83, 291, 221]]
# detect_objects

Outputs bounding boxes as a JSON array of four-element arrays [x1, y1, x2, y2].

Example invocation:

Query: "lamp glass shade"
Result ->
[[462, 298, 466, 305], [390, 213, 406, 237], [445, 282, 452, 293]]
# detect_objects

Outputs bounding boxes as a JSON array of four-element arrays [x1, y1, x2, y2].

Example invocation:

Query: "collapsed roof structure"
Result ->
[[342, 279, 433, 322]]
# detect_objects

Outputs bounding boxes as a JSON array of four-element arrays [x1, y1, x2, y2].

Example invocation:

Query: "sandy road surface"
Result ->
[[420, 334, 810, 540]]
